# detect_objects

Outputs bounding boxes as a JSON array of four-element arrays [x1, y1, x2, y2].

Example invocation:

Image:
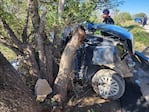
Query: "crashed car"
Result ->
[[69, 23, 137, 100]]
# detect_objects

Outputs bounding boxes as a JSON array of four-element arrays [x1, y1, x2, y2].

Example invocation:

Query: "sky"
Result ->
[[118, 0, 149, 16]]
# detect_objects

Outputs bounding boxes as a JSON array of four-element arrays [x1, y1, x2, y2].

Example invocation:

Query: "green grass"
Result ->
[[120, 22, 149, 51], [131, 28, 149, 45], [0, 44, 16, 60]]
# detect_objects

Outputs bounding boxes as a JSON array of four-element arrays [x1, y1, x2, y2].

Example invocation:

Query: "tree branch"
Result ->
[[58, 0, 65, 22], [40, 0, 54, 4], [39, 10, 47, 34], [22, 9, 30, 43], [28, 0, 40, 32], [0, 18, 22, 48], [27, 31, 35, 39], [0, 36, 23, 56]]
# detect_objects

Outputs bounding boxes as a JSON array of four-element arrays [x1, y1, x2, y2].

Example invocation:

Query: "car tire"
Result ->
[[92, 69, 125, 100]]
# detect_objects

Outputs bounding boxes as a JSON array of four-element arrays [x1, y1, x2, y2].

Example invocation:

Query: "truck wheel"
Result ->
[[92, 69, 125, 100]]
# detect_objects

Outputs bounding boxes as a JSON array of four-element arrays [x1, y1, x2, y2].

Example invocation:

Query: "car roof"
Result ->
[[85, 23, 133, 41], [85, 22, 134, 54]]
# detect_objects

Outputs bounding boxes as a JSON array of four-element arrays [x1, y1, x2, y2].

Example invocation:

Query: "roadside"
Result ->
[[142, 23, 149, 57], [143, 24, 149, 33]]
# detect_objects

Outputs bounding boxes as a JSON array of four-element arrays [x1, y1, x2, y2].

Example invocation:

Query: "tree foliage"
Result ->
[[134, 12, 147, 18], [0, 0, 124, 39], [44, 0, 124, 29], [119, 12, 132, 20], [0, 0, 27, 37], [114, 12, 132, 24]]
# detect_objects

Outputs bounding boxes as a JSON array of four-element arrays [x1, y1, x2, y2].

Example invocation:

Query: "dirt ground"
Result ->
[[39, 85, 122, 112], [64, 86, 121, 112]]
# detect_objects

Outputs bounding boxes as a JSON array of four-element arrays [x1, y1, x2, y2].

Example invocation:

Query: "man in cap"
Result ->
[[101, 9, 114, 36], [102, 9, 114, 24]]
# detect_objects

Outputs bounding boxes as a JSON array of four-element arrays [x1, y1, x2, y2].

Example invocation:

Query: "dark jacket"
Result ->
[[142, 16, 147, 26], [103, 16, 114, 24], [101, 16, 114, 36]]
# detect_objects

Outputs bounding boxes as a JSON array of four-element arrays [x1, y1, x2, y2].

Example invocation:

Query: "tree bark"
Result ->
[[22, 8, 29, 43], [53, 26, 85, 104], [0, 18, 23, 51], [23, 45, 40, 77], [0, 52, 39, 112], [28, 0, 53, 83], [0, 36, 23, 56], [58, 0, 65, 22], [0, 14, 24, 56]]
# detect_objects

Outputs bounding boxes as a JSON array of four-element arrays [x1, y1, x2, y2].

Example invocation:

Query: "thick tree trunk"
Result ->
[[53, 26, 85, 104], [0, 52, 39, 112]]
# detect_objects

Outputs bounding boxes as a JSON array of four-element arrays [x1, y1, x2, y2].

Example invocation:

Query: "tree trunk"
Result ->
[[53, 26, 85, 104], [58, 0, 65, 22], [28, 0, 53, 84], [23, 45, 40, 77], [0, 52, 39, 112]]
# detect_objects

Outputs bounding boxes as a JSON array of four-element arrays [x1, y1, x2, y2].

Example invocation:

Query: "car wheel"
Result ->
[[92, 69, 125, 100]]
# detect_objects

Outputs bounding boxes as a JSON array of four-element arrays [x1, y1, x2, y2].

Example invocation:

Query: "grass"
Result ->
[[132, 29, 149, 50], [0, 43, 16, 60], [120, 21, 149, 51]]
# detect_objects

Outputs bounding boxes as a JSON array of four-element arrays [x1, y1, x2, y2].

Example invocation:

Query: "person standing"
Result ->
[[102, 9, 114, 24], [142, 15, 147, 27], [101, 9, 114, 36]]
